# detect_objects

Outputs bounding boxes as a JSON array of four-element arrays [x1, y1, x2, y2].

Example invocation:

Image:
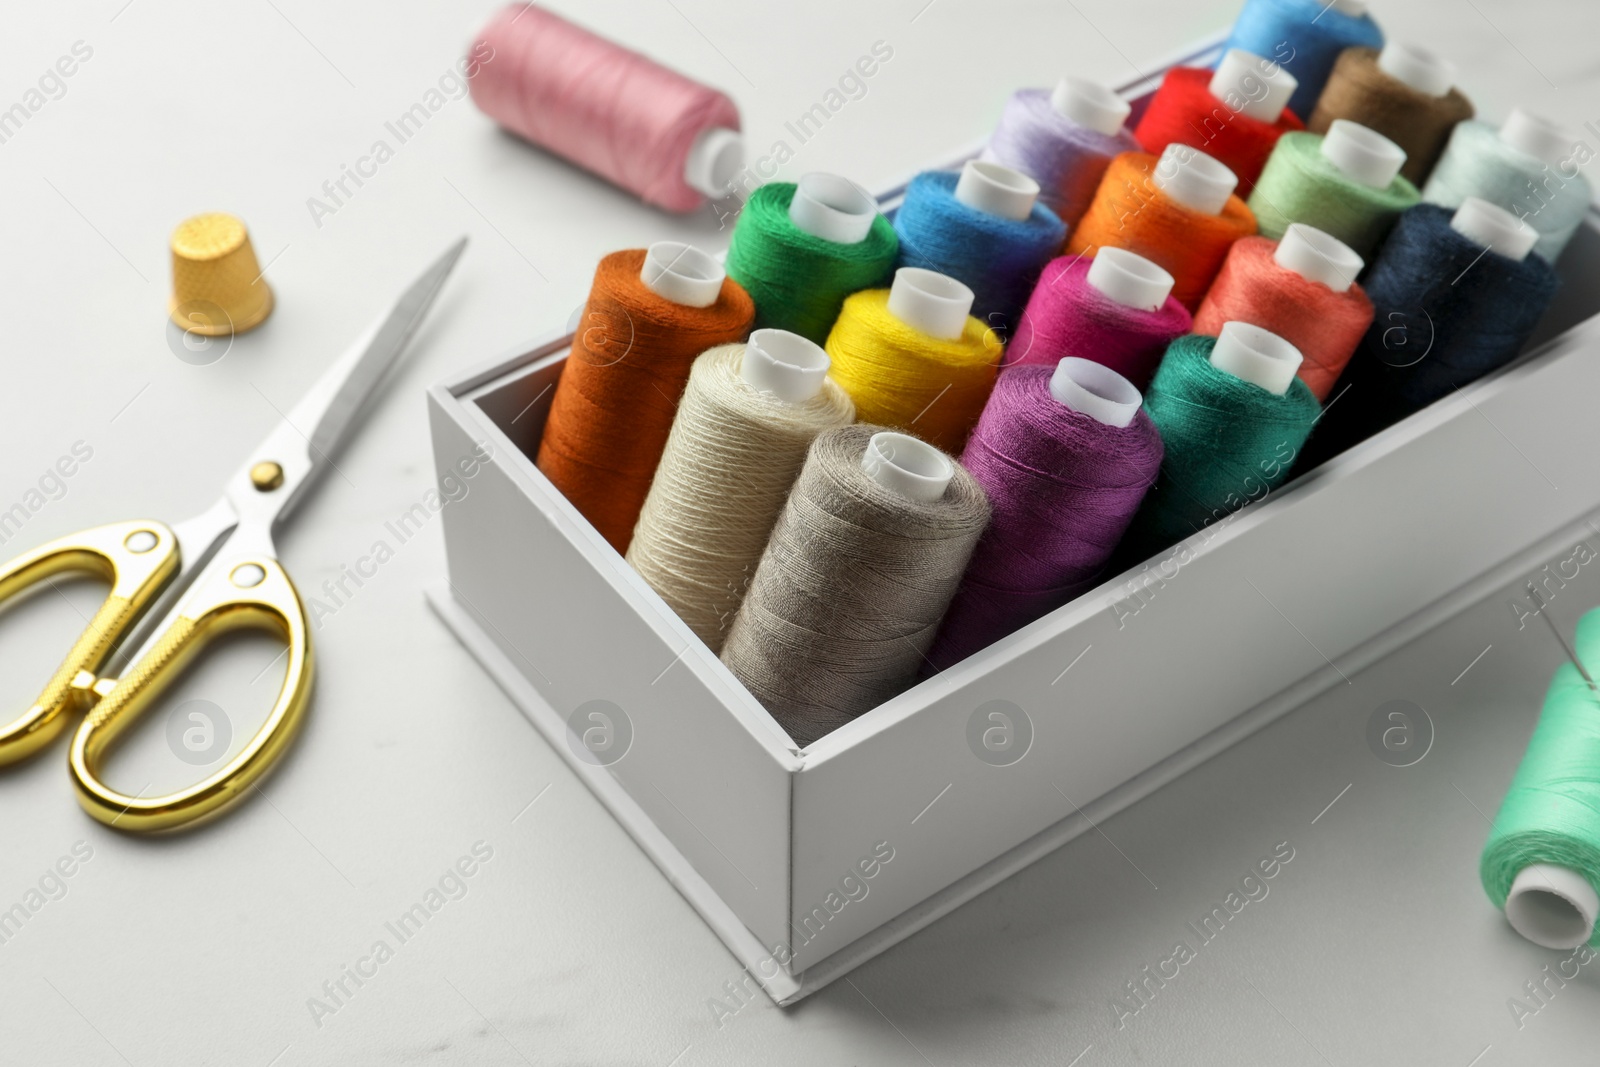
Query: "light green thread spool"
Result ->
[[1481, 605, 1600, 949], [1248, 126, 1420, 259], [1422, 114, 1592, 264]]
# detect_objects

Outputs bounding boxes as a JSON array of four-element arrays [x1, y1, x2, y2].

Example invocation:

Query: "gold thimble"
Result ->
[[168, 213, 274, 336]]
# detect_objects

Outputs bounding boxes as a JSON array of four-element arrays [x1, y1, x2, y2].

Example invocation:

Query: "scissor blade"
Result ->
[[301, 237, 467, 463]]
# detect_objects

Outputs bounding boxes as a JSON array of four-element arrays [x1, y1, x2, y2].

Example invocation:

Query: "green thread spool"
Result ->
[[1482, 605, 1600, 949], [1119, 329, 1320, 558], [1248, 125, 1420, 259], [726, 175, 900, 345]]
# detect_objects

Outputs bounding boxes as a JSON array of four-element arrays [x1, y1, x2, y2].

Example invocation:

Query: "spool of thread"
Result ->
[[824, 269, 1003, 454], [1422, 111, 1592, 263], [536, 244, 755, 553], [1067, 147, 1258, 312], [723, 175, 899, 345], [1008, 249, 1192, 389], [1119, 326, 1320, 556], [721, 426, 990, 745], [626, 334, 856, 652], [1248, 123, 1421, 258], [1305, 201, 1559, 463], [928, 360, 1164, 670], [1308, 44, 1474, 186], [1194, 225, 1374, 400], [1222, 0, 1385, 119], [468, 3, 743, 213], [892, 163, 1067, 332], [981, 78, 1140, 228], [1133, 54, 1303, 188], [1482, 605, 1600, 950]]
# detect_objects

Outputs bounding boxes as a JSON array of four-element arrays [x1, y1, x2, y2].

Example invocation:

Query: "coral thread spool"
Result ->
[[1248, 122, 1421, 257], [893, 162, 1067, 333], [536, 244, 754, 553], [627, 332, 855, 651], [1305, 200, 1558, 464], [1008, 248, 1192, 389], [982, 77, 1139, 228], [1422, 109, 1593, 263], [928, 358, 1163, 669], [468, 3, 743, 212], [824, 268, 1003, 454], [1222, 0, 1385, 119], [1134, 50, 1303, 188], [1068, 145, 1257, 311], [724, 173, 899, 344], [1194, 224, 1373, 400], [1308, 43, 1474, 185]]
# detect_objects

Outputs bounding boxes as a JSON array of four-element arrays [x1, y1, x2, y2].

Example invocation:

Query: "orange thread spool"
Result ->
[[536, 249, 754, 553], [1066, 151, 1257, 311], [1194, 236, 1374, 401]]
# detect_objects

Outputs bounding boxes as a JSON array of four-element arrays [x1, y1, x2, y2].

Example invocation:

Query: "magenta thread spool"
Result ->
[[1007, 249, 1192, 389], [928, 359, 1164, 670]]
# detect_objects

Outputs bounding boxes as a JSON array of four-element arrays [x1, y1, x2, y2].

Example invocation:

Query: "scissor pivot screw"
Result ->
[[231, 563, 267, 589], [250, 462, 284, 491], [124, 530, 158, 553]]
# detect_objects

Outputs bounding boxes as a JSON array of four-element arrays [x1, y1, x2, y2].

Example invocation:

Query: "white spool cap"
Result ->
[[1274, 223, 1364, 292], [1209, 49, 1298, 123], [1501, 108, 1577, 170], [640, 241, 725, 308], [1505, 864, 1599, 950], [682, 126, 745, 200], [742, 329, 830, 403], [860, 431, 954, 503], [1451, 197, 1539, 261], [789, 172, 878, 245], [1210, 321, 1303, 395], [1325, 0, 1367, 13], [1087, 248, 1175, 311], [954, 160, 1040, 221], [887, 267, 974, 341], [1377, 42, 1455, 98], [1049, 357, 1142, 428], [1320, 119, 1407, 189], [1049, 76, 1131, 136], [1152, 144, 1238, 217]]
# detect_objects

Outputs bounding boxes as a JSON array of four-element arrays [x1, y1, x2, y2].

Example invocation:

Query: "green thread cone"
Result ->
[[1248, 131, 1420, 258]]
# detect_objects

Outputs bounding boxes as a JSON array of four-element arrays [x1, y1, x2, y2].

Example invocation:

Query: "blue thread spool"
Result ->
[[1222, 0, 1384, 119]]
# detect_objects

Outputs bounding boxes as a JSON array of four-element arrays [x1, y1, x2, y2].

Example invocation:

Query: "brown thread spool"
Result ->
[[536, 244, 754, 553], [1308, 45, 1473, 186]]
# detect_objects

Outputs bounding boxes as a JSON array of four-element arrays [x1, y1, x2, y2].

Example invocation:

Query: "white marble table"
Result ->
[[1, 0, 1597, 1063]]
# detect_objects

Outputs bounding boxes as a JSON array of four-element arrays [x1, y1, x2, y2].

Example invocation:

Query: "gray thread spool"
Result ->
[[721, 424, 990, 746]]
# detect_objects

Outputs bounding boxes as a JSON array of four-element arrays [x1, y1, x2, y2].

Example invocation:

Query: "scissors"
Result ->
[[0, 238, 466, 832]]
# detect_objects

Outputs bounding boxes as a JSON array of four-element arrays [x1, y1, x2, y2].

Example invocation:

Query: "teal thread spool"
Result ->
[[1482, 605, 1600, 949], [1119, 326, 1320, 558], [1423, 111, 1593, 264], [725, 174, 899, 345], [1249, 123, 1420, 259]]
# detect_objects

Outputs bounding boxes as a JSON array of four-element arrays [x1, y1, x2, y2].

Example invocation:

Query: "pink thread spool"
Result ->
[[1007, 249, 1192, 389], [468, 3, 744, 213]]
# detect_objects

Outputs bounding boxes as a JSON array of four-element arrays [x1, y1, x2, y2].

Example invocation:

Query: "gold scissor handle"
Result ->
[[0, 521, 179, 766], [69, 554, 313, 832]]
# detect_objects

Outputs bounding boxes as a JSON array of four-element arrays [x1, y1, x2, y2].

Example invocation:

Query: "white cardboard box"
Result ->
[[425, 39, 1600, 1004]]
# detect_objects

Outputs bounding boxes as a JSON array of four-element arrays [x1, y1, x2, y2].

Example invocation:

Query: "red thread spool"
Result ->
[[1134, 67, 1303, 188], [1067, 152, 1257, 312], [1194, 233, 1374, 400], [536, 248, 755, 553]]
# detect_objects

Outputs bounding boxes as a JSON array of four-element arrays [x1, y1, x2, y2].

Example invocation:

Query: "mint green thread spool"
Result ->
[[1481, 606, 1600, 949], [1248, 124, 1420, 259], [726, 175, 899, 345], [1423, 111, 1593, 264]]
